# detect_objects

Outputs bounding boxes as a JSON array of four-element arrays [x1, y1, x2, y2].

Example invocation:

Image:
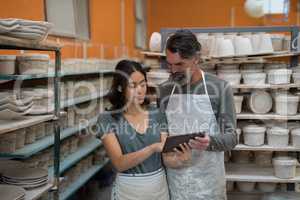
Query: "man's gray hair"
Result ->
[[166, 29, 201, 59]]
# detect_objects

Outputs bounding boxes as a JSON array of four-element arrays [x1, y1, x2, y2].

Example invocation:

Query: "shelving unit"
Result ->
[[226, 164, 300, 183], [25, 181, 54, 200], [49, 139, 102, 175], [232, 83, 300, 90], [59, 158, 109, 200], [0, 114, 58, 135], [0, 115, 97, 158], [156, 26, 300, 198], [0, 36, 62, 200], [237, 113, 300, 120], [234, 144, 300, 152], [61, 89, 110, 108], [0, 35, 112, 199]]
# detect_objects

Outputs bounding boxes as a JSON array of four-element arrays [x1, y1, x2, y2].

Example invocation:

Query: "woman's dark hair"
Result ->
[[166, 29, 201, 59], [108, 59, 149, 118]]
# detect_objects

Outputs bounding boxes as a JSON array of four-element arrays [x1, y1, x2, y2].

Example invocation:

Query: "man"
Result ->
[[158, 30, 237, 200]]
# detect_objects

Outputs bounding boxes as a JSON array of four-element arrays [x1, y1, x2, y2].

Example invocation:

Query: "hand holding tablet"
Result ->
[[162, 132, 205, 153]]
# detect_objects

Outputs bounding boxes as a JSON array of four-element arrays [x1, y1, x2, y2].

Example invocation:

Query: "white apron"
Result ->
[[111, 168, 170, 200], [165, 71, 226, 200]]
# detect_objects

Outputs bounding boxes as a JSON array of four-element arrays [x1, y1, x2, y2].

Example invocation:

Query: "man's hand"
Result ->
[[188, 134, 210, 150]]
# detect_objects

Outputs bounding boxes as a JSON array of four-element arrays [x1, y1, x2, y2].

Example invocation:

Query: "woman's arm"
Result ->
[[102, 133, 164, 172]]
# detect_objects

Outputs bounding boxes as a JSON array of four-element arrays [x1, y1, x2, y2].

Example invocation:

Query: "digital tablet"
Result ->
[[162, 132, 205, 153]]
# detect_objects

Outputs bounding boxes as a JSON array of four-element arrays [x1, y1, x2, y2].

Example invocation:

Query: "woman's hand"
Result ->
[[150, 141, 165, 153], [173, 143, 192, 164]]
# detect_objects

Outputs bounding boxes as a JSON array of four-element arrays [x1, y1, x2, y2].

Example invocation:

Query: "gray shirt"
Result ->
[[157, 72, 237, 151], [96, 106, 168, 174]]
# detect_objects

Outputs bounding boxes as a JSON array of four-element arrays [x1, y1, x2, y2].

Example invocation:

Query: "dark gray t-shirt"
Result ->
[[96, 106, 168, 174]]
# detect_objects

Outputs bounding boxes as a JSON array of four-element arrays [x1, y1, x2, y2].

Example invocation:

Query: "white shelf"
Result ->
[[232, 83, 300, 89], [25, 181, 53, 200], [0, 35, 61, 51], [140, 51, 165, 57], [237, 113, 300, 120], [233, 144, 300, 152], [227, 191, 300, 200], [0, 114, 56, 135], [226, 164, 300, 183]]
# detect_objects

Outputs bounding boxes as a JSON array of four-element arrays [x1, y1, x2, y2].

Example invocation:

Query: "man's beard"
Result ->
[[169, 70, 192, 86]]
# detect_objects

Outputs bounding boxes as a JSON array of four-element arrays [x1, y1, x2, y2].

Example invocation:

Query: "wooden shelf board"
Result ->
[[226, 164, 300, 183]]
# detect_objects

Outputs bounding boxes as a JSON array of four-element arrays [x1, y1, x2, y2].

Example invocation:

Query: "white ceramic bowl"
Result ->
[[243, 125, 266, 146], [217, 73, 241, 85], [217, 38, 235, 57], [17, 54, 50, 75], [234, 36, 253, 56], [234, 96, 244, 114], [275, 94, 299, 116], [291, 128, 300, 148], [243, 72, 266, 85], [272, 156, 298, 179], [292, 73, 300, 84], [267, 127, 289, 147], [268, 69, 292, 85]]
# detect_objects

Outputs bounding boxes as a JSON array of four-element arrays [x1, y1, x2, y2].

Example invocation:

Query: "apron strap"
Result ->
[[169, 70, 208, 97], [202, 71, 208, 95]]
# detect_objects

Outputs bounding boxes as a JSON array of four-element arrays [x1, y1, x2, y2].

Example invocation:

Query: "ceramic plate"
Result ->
[[249, 90, 273, 114], [0, 102, 33, 112], [0, 184, 26, 200], [1, 167, 48, 180], [27, 105, 54, 115], [0, 109, 28, 120]]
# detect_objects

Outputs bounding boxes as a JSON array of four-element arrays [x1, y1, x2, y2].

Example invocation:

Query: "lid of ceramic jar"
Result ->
[[268, 127, 289, 135], [275, 94, 299, 102], [291, 128, 300, 135], [243, 125, 266, 132], [0, 55, 16, 60], [268, 69, 292, 75], [243, 72, 266, 77], [17, 54, 50, 61], [272, 156, 298, 166]]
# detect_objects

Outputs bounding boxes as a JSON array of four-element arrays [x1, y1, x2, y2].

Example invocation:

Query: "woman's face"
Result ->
[[125, 71, 147, 106]]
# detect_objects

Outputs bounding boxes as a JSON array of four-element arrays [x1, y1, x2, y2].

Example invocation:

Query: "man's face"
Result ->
[[166, 49, 197, 85]]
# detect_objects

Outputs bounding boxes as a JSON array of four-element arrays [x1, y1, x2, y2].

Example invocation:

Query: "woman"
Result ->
[[95, 60, 171, 200]]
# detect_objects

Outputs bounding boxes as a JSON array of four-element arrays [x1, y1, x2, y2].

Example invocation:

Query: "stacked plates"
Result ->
[[0, 18, 53, 41], [0, 93, 33, 120], [0, 160, 26, 177], [1, 167, 48, 190], [0, 184, 26, 200]]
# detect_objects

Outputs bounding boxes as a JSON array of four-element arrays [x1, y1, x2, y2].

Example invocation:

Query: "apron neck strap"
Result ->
[[202, 71, 208, 95], [170, 71, 208, 96]]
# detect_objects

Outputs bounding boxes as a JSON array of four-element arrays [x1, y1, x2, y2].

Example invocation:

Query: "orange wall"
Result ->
[[0, 0, 139, 59], [0, 0, 299, 58], [147, 0, 299, 37]]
